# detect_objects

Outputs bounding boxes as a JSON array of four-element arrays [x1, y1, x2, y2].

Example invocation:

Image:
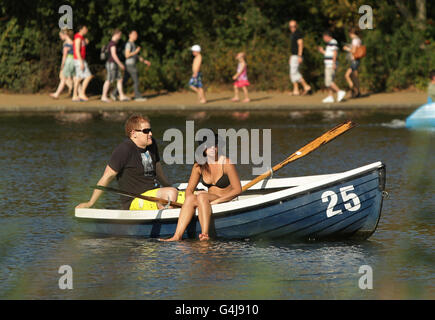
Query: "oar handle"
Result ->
[[92, 185, 183, 208], [241, 120, 356, 192]]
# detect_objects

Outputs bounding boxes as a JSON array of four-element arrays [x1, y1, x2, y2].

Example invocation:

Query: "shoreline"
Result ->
[[0, 91, 426, 114]]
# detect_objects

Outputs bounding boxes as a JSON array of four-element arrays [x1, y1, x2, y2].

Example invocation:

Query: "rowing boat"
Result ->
[[74, 161, 387, 241]]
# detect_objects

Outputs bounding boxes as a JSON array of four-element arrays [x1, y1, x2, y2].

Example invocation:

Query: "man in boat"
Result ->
[[76, 114, 179, 210]]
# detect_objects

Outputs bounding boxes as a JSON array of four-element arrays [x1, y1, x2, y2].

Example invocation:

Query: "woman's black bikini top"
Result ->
[[200, 164, 230, 189]]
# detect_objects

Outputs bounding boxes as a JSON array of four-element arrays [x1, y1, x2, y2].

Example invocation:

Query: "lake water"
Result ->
[[0, 110, 433, 299]]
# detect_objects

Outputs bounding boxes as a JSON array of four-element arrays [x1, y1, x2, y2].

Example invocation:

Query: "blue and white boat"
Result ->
[[405, 101, 435, 129], [75, 162, 387, 241]]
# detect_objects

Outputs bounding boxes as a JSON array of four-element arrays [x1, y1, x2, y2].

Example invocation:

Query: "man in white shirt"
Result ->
[[318, 31, 346, 103]]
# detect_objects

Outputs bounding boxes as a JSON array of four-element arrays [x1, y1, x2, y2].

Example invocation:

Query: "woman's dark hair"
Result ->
[[349, 27, 359, 36], [196, 133, 220, 173]]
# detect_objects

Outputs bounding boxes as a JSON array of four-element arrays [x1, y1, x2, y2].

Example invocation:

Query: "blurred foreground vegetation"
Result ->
[[0, 0, 434, 94]]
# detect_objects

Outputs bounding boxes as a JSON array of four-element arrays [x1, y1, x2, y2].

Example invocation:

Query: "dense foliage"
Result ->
[[0, 0, 434, 93]]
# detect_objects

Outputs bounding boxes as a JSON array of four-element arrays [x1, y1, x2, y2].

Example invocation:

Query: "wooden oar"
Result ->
[[91, 185, 183, 208], [241, 120, 356, 192]]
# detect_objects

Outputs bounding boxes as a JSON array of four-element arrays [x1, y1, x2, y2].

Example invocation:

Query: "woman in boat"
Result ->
[[162, 134, 242, 241]]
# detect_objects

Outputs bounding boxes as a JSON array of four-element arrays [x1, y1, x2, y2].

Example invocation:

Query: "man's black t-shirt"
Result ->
[[108, 137, 160, 209], [107, 40, 117, 63], [290, 30, 303, 55]]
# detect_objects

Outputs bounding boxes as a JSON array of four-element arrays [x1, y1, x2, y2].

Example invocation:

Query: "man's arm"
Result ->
[[332, 50, 338, 68], [155, 162, 172, 187], [297, 38, 304, 63], [125, 44, 141, 59], [110, 46, 125, 70], [76, 165, 118, 208], [75, 37, 84, 70]]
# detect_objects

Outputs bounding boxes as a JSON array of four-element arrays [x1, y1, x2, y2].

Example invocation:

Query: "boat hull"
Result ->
[[75, 163, 386, 241], [405, 102, 435, 129]]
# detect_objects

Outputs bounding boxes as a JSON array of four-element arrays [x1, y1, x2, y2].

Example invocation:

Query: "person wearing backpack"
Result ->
[[112, 30, 151, 101], [343, 28, 364, 98], [101, 29, 130, 102]]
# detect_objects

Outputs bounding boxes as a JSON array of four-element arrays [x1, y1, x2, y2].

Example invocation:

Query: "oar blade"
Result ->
[[241, 121, 356, 192]]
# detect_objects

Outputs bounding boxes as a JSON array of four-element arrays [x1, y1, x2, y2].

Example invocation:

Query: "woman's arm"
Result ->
[[210, 160, 242, 205], [185, 164, 201, 196], [60, 46, 69, 69]]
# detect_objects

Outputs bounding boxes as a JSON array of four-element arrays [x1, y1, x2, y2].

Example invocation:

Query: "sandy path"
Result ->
[[0, 90, 427, 113]]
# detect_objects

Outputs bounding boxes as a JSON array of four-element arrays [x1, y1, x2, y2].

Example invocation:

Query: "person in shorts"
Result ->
[[50, 29, 75, 99], [189, 45, 207, 104], [101, 29, 130, 102], [72, 25, 93, 101], [318, 31, 346, 103], [288, 20, 311, 96]]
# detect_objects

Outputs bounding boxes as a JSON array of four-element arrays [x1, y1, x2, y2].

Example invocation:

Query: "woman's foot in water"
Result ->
[[159, 236, 182, 242], [199, 233, 210, 241]]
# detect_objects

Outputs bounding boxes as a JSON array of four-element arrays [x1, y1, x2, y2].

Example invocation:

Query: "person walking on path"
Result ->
[[72, 25, 93, 102], [189, 45, 207, 104], [231, 52, 250, 103], [112, 30, 151, 101], [343, 28, 362, 98], [76, 114, 178, 210], [288, 20, 311, 96], [101, 29, 130, 102], [50, 29, 75, 99], [318, 31, 346, 103]]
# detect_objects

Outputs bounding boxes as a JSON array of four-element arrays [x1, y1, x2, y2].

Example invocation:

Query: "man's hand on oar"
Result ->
[[242, 120, 356, 192], [90, 185, 184, 208]]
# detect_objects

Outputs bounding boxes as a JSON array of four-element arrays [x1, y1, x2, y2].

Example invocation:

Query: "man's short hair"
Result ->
[[77, 24, 87, 31], [112, 28, 122, 37], [323, 30, 332, 37], [125, 114, 150, 137], [430, 70, 435, 79]]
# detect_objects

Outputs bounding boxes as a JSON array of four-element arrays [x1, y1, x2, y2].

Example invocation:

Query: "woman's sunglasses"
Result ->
[[135, 128, 152, 134]]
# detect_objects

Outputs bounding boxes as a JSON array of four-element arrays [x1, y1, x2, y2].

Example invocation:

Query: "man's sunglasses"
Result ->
[[135, 128, 152, 134]]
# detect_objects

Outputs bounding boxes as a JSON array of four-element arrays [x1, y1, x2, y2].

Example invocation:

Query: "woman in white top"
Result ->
[[343, 28, 362, 98]]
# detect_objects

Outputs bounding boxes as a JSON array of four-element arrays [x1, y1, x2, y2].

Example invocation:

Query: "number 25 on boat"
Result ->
[[322, 185, 361, 218]]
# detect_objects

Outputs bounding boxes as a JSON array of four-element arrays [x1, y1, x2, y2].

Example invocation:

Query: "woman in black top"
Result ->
[[162, 134, 242, 241]]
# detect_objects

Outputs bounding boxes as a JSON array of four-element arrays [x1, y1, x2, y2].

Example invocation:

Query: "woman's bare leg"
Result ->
[[197, 193, 218, 240], [345, 68, 353, 89], [161, 194, 198, 241]]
